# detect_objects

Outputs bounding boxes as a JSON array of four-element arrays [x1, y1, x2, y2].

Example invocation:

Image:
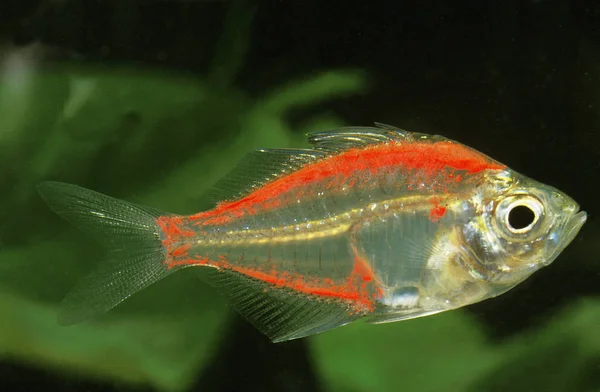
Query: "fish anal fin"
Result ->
[[366, 308, 446, 324], [195, 268, 364, 342]]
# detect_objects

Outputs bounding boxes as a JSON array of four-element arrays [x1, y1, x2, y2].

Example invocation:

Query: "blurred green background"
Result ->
[[0, 0, 599, 391]]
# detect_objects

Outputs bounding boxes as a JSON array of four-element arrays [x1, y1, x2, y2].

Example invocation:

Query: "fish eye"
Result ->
[[495, 194, 545, 239], [507, 205, 536, 231]]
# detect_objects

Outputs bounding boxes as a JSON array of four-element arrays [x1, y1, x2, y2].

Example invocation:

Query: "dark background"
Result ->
[[1, 0, 599, 391]]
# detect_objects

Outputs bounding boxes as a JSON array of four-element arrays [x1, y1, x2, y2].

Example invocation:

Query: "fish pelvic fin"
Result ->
[[37, 181, 176, 326]]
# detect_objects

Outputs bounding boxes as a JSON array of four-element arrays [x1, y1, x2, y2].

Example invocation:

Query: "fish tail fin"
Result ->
[[37, 181, 176, 325]]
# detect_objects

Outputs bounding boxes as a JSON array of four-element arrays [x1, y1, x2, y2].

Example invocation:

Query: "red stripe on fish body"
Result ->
[[157, 138, 506, 315], [189, 140, 503, 227], [158, 215, 379, 312]]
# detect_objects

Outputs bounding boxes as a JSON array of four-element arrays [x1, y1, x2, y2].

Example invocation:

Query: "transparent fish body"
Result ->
[[37, 125, 587, 342]]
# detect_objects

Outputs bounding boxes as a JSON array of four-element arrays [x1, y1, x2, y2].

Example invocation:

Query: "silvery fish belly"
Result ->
[[37, 124, 587, 342]]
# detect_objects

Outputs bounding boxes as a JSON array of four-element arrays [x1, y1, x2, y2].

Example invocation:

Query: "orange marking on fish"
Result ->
[[156, 215, 199, 268], [446, 172, 464, 185], [428, 196, 447, 222], [344, 256, 379, 309], [199, 255, 213, 264], [225, 264, 374, 310], [429, 205, 446, 222], [351, 256, 375, 283], [172, 243, 192, 257], [251, 268, 371, 309], [166, 252, 375, 311], [156, 216, 195, 239], [189, 140, 505, 226]]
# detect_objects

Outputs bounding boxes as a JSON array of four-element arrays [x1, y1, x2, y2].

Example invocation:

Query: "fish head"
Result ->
[[460, 169, 586, 291]]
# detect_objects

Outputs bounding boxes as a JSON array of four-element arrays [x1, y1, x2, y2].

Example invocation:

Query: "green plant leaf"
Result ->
[[208, 0, 256, 89], [0, 290, 226, 392], [311, 311, 497, 392], [312, 298, 600, 392]]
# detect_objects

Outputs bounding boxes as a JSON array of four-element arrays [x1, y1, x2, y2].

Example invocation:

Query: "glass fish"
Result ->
[[37, 124, 587, 342]]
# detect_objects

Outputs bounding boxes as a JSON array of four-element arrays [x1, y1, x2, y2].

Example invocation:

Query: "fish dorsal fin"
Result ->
[[206, 124, 442, 204], [195, 267, 364, 342], [206, 148, 327, 203], [306, 123, 438, 152]]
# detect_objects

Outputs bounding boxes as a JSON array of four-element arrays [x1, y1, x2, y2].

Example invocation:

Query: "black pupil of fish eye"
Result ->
[[508, 205, 535, 230]]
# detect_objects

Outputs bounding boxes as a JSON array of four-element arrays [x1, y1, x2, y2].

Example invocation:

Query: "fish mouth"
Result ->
[[565, 210, 587, 242], [543, 209, 587, 266]]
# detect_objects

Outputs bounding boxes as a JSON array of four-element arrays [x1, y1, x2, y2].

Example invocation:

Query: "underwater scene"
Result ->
[[1, 1, 599, 391]]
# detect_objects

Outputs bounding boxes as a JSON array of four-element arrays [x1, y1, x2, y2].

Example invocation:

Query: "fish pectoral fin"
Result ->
[[194, 268, 364, 342]]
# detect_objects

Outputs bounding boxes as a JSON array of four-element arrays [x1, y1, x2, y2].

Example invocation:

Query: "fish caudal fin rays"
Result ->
[[37, 181, 174, 325], [195, 268, 363, 342]]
